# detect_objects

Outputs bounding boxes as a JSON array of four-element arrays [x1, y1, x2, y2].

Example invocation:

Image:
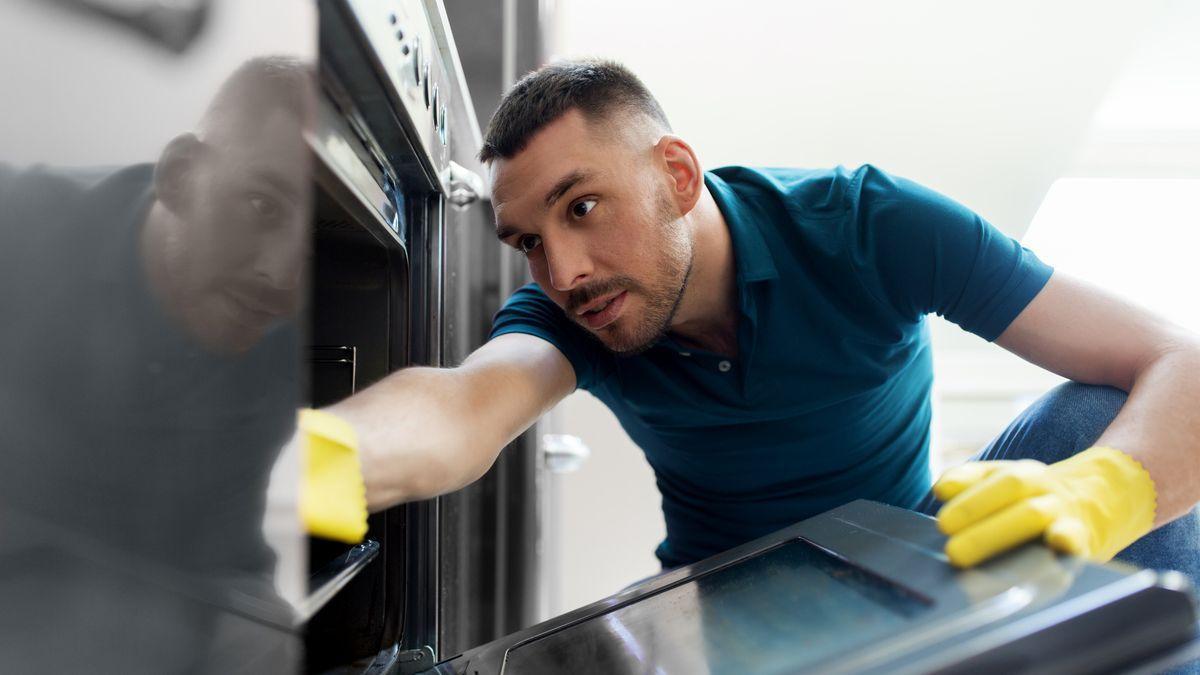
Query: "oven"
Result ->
[[302, 0, 541, 671]]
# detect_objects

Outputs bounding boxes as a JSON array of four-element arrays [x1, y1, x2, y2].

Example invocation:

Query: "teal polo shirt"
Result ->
[[490, 164, 1053, 569]]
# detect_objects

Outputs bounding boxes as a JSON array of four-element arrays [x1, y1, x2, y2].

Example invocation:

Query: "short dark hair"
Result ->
[[479, 59, 671, 163], [200, 56, 314, 140]]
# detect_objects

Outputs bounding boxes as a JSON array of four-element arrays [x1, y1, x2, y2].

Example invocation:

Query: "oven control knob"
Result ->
[[430, 84, 439, 128], [423, 63, 432, 108], [411, 36, 422, 83]]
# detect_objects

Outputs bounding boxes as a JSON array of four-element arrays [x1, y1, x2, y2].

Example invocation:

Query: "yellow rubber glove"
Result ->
[[934, 446, 1156, 568], [298, 409, 369, 544]]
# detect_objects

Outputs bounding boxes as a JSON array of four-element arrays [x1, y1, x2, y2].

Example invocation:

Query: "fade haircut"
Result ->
[[479, 59, 671, 163], [199, 55, 314, 144]]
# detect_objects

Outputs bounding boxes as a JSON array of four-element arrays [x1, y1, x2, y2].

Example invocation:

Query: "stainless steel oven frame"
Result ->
[[303, 0, 508, 672]]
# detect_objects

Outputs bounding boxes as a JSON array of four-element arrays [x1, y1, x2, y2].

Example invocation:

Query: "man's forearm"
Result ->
[[1095, 337, 1200, 525], [326, 366, 500, 511], [318, 334, 574, 513]]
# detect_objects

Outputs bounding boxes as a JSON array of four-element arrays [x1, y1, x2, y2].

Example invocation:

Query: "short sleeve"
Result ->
[[489, 283, 611, 390], [847, 166, 1054, 341]]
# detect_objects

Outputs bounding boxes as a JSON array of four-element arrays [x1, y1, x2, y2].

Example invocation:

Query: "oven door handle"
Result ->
[[445, 161, 485, 209]]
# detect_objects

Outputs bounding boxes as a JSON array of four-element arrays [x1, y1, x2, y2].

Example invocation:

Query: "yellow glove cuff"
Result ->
[[298, 409, 369, 543], [1055, 445, 1157, 561]]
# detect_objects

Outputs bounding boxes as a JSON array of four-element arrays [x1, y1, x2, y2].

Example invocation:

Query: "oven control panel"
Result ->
[[344, 0, 455, 185]]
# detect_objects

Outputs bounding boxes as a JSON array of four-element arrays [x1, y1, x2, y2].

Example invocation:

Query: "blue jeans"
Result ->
[[914, 382, 1200, 580]]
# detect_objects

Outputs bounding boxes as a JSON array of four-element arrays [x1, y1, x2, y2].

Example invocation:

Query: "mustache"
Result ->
[[225, 282, 300, 317], [566, 276, 640, 314]]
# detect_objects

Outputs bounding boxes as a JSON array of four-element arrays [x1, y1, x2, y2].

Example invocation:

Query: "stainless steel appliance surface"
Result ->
[[303, 1, 533, 673], [429, 501, 1199, 675]]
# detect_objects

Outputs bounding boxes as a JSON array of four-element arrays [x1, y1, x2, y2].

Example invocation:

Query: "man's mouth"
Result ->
[[225, 287, 289, 322], [576, 290, 627, 330]]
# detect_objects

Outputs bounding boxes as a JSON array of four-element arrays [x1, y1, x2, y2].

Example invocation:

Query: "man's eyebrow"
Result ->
[[492, 169, 593, 240], [543, 170, 591, 208], [250, 167, 302, 200], [495, 222, 518, 241]]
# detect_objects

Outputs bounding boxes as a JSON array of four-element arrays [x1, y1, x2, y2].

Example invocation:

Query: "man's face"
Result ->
[[490, 109, 693, 354], [166, 107, 310, 353]]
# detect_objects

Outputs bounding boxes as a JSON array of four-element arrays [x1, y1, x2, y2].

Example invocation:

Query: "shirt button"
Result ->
[[718, 360, 732, 372]]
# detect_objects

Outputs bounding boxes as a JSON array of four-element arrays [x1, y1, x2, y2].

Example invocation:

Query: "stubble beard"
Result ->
[[613, 253, 692, 355], [577, 211, 695, 356]]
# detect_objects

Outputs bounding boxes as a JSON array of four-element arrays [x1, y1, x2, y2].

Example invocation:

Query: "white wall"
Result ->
[[541, 394, 667, 615], [0, 0, 316, 166], [539, 0, 1198, 616]]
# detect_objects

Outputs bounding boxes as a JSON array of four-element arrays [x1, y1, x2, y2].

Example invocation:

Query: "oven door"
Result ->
[[0, 1, 316, 674], [302, 0, 539, 671], [300, 77, 424, 675], [299, 1, 448, 670]]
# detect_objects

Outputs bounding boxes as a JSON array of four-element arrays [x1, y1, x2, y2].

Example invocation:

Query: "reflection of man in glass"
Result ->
[[0, 56, 312, 674], [143, 58, 310, 354]]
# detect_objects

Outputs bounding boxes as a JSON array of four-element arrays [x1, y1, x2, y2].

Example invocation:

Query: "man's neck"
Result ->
[[667, 185, 739, 357]]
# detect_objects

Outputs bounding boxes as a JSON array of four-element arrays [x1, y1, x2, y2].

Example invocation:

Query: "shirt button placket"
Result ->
[[718, 360, 732, 373]]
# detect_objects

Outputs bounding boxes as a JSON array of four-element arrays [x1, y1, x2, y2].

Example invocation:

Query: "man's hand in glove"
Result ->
[[298, 409, 369, 544], [934, 446, 1157, 567]]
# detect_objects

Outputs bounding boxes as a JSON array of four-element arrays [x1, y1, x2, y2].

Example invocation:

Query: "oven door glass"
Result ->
[[0, 2, 317, 672]]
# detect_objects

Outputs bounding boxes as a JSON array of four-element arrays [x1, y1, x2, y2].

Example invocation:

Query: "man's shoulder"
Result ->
[[499, 282, 558, 312], [0, 163, 153, 204], [709, 164, 923, 216], [491, 283, 613, 391], [492, 283, 595, 349], [1, 163, 154, 246]]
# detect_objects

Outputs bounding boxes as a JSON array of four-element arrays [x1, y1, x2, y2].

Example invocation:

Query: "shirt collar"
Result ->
[[704, 171, 779, 285]]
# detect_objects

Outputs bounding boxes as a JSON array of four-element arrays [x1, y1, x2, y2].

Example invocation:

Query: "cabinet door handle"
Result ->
[[541, 434, 591, 474]]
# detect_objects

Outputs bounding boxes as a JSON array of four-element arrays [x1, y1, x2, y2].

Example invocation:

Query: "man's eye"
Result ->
[[248, 194, 281, 221], [517, 234, 542, 254], [570, 199, 597, 219]]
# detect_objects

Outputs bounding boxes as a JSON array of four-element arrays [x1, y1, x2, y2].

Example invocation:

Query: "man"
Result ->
[[324, 60, 1200, 580], [0, 56, 312, 673]]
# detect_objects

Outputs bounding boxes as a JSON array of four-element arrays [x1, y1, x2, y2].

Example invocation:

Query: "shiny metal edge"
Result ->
[[894, 569, 1196, 674], [422, 0, 484, 156], [307, 99, 405, 250], [296, 539, 382, 623]]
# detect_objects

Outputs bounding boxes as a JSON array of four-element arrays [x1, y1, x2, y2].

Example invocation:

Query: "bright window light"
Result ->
[[1023, 178, 1200, 332]]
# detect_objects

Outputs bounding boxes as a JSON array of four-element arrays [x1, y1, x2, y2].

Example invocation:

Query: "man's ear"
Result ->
[[154, 133, 204, 216], [655, 135, 703, 215]]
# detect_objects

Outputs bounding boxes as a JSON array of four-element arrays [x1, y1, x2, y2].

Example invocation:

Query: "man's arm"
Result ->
[[994, 273, 1200, 524], [326, 332, 575, 511]]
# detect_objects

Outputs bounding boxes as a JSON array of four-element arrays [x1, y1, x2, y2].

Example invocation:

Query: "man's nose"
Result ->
[[253, 229, 304, 295], [544, 234, 592, 292]]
